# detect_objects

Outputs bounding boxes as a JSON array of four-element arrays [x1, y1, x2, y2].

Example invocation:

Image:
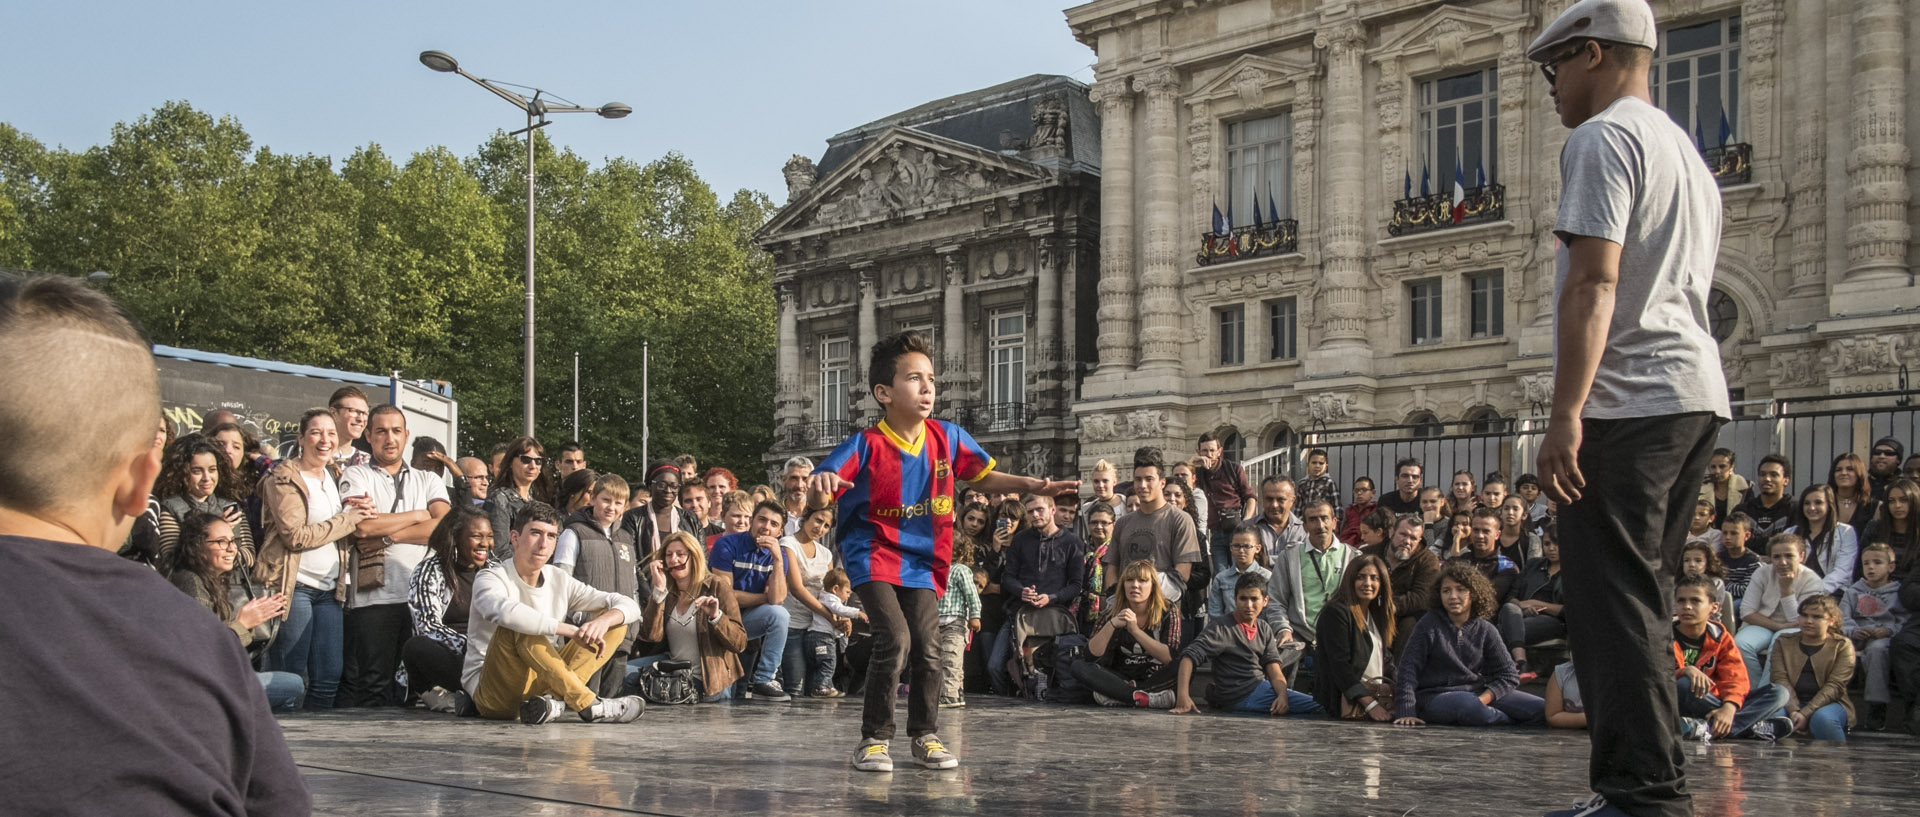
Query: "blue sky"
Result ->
[[1, 0, 1095, 201]]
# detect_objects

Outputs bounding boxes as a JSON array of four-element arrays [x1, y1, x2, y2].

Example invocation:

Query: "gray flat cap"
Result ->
[[1527, 0, 1658, 61]]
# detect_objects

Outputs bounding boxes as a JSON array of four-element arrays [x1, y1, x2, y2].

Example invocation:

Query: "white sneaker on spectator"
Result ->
[[580, 695, 646, 723], [1133, 690, 1175, 710], [1679, 717, 1711, 742], [421, 687, 465, 715], [518, 694, 565, 725], [1750, 716, 1794, 742]]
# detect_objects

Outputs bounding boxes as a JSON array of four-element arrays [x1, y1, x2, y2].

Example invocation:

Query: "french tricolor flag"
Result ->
[[1450, 164, 1467, 223]]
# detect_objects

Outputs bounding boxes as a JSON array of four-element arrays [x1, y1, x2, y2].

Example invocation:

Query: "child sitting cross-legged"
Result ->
[[1169, 573, 1320, 717], [1669, 574, 1790, 741], [1391, 562, 1544, 728]]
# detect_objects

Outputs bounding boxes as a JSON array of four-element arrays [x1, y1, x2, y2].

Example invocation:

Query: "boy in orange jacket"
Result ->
[[1671, 575, 1789, 741]]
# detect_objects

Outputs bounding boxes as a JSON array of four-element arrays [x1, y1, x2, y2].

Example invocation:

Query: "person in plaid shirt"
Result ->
[[1296, 449, 1341, 519], [936, 542, 981, 709]]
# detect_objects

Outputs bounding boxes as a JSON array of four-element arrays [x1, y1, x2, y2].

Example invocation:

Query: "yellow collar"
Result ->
[[877, 419, 925, 456]]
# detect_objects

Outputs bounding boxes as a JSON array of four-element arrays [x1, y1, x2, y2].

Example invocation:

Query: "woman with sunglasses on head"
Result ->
[[484, 437, 554, 560]]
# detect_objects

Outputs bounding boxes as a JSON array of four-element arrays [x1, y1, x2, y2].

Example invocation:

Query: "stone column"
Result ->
[[1034, 235, 1061, 394], [1187, 100, 1213, 240], [775, 281, 800, 421], [855, 264, 878, 421], [940, 250, 967, 408], [1089, 77, 1137, 374], [1785, 0, 1826, 298], [1838, 0, 1912, 303], [1135, 66, 1184, 370], [1311, 19, 1372, 353]]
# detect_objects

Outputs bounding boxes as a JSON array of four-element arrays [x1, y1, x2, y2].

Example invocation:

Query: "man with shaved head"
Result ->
[[456, 456, 491, 506], [0, 275, 308, 813]]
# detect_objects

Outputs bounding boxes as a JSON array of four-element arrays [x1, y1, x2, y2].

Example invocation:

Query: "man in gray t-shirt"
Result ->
[[1529, 3, 1734, 817]]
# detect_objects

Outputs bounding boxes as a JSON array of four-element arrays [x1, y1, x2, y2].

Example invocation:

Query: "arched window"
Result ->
[[1464, 406, 1507, 434], [1408, 411, 1444, 439], [1267, 424, 1298, 454], [1220, 428, 1245, 463]]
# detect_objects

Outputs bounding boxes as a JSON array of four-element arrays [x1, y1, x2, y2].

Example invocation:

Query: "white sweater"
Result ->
[[461, 562, 642, 695], [1739, 563, 1826, 624]]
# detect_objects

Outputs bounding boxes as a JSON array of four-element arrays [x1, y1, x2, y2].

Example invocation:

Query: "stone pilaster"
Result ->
[[1785, 0, 1826, 299], [1187, 99, 1214, 241], [775, 281, 801, 423], [855, 264, 878, 420], [939, 250, 968, 405], [1308, 17, 1372, 367], [1089, 77, 1138, 375], [1135, 66, 1184, 371], [1835, 0, 1914, 314], [1034, 234, 1061, 382]]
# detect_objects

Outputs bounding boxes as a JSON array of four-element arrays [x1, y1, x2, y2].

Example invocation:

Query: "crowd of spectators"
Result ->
[[123, 388, 1920, 742]]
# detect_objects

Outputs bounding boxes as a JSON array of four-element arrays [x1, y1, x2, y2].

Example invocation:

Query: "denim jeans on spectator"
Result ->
[[268, 585, 344, 710], [782, 628, 838, 694], [1209, 528, 1234, 575], [1559, 412, 1721, 817], [737, 603, 789, 686], [1676, 675, 1787, 737], [1232, 680, 1323, 716], [1805, 702, 1848, 742], [257, 671, 305, 711], [1733, 624, 1794, 687], [1418, 689, 1546, 725]]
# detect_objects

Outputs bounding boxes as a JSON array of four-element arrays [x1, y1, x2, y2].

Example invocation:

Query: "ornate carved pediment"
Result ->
[[761, 128, 1052, 236], [1188, 54, 1316, 111], [1370, 6, 1531, 67]]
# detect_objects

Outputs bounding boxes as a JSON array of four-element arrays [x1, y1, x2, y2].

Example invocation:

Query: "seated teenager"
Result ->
[[1735, 533, 1825, 683], [1391, 562, 1543, 728], [463, 502, 645, 724], [1544, 657, 1584, 730], [1313, 555, 1397, 722], [1433, 509, 1472, 562], [1071, 559, 1181, 709], [404, 505, 492, 714], [166, 510, 303, 711], [1669, 574, 1790, 741], [1207, 524, 1271, 624], [1717, 512, 1763, 612], [1169, 573, 1320, 717], [1771, 594, 1856, 742], [1684, 499, 1723, 551], [1494, 496, 1541, 565], [996, 492, 1085, 692], [634, 530, 749, 703], [1499, 523, 1568, 678], [555, 474, 639, 699], [154, 437, 256, 567], [708, 499, 792, 701]]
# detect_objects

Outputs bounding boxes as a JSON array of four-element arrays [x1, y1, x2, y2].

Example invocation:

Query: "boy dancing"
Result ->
[[811, 331, 1076, 772]]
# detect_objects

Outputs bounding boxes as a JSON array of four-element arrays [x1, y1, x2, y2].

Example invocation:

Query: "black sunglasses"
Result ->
[[1539, 39, 1612, 85], [518, 455, 547, 466]]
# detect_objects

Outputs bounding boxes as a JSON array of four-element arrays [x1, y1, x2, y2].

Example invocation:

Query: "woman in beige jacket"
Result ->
[[254, 409, 371, 709]]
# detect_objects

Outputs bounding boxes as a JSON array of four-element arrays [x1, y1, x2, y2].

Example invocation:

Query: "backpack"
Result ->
[[632, 659, 699, 705], [1030, 633, 1093, 704]]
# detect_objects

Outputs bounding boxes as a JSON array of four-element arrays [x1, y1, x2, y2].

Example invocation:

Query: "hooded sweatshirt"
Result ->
[[1841, 578, 1907, 638]]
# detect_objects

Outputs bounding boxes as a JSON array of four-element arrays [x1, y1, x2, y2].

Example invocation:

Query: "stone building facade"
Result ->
[[1062, 0, 1917, 469], [757, 75, 1102, 478]]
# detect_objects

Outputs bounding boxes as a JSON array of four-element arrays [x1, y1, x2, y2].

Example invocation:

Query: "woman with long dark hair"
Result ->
[[1788, 483, 1857, 595], [1863, 478, 1917, 567], [167, 510, 302, 710], [1314, 554, 1397, 721], [484, 437, 554, 559], [204, 420, 267, 539], [403, 504, 494, 713], [1827, 452, 1878, 535], [154, 436, 255, 569]]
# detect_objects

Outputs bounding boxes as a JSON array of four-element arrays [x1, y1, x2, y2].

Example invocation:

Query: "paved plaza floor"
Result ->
[[284, 696, 1919, 816]]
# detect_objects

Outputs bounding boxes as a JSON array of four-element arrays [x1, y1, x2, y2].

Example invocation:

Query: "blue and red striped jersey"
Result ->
[[816, 419, 995, 595]]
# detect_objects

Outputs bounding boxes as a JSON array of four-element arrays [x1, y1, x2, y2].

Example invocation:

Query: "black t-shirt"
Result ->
[[1793, 641, 1822, 702], [1735, 495, 1794, 540], [0, 535, 309, 815], [1379, 491, 1420, 515]]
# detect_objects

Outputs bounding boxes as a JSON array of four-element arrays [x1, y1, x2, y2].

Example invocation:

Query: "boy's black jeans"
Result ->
[[1559, 411, 1720, 817], [855, 582, 940, 741]]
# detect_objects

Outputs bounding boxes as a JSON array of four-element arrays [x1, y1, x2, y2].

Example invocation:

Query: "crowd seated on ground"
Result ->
[[126, 402, 1920, 742]]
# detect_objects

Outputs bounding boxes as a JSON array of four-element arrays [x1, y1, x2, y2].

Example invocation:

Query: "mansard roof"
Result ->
[[815, 74, 1100, 177]]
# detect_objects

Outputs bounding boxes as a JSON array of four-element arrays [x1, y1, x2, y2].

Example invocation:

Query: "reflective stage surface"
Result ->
[[284, 696, 1919, 816]]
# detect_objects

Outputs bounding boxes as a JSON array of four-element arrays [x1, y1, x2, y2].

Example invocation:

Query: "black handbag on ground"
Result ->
[[632, 659, 698, 705]]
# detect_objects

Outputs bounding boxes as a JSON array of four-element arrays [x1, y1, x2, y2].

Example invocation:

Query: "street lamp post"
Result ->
[[418, 50, 630, 439]]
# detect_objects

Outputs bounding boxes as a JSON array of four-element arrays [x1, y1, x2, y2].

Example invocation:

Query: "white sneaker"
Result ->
[[421, 687, 470, 714], [518, 694, 565, 725], [1139, 689, 1176, 710], [853, 739, 893, 773], [580, 695, 646, 723]]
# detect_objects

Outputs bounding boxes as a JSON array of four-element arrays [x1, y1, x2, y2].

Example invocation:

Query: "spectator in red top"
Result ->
[[1339, 477, 1378, 545]]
